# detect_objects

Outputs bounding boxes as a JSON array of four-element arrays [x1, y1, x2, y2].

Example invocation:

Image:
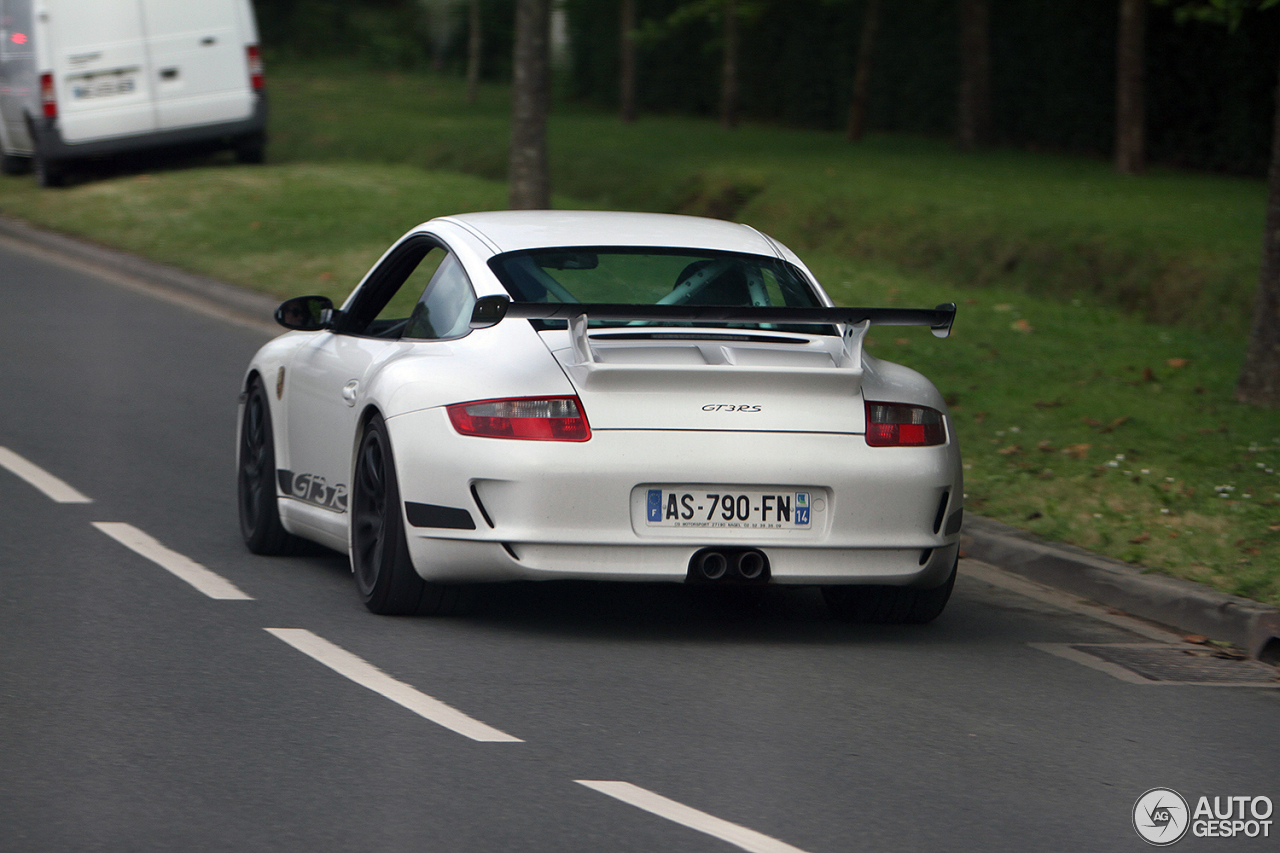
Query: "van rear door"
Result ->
[[51, 0, 157, 144], [140, 0, 253, 131]]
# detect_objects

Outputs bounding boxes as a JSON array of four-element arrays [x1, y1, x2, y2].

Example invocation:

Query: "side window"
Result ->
[[340, 239, 451, 338], [364, 248, 445, 337], [402, 253, 477, 340]]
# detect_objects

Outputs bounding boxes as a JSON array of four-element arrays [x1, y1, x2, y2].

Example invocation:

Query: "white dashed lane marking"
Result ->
[[92, 521, 253, 600], [265, 628, 523, 743], [576, 780, 813, 853], [0, 446, 93, 503]]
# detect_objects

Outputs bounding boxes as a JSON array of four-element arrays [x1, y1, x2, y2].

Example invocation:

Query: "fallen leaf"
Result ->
[[1062, 443, 1092, 459], [895, 338, 910, 346], [1100, 416, 1130, 433], [1166, 358, 1189, 369], [1183, 634, 1209, 645], [1142, 367, 1156, 382], [1011, 318, 1033, 333], [1082, 417, 1102, 428], [1037, 440, 1055, 453], [1129, 532, 1151, 544], [997, 445, 1023, 456], [1034, 399, 1065, 409], [974, 412, 987, 424]]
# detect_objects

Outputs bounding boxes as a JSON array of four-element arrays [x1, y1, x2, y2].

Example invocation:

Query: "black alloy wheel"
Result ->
[[351, 414, 457, 616], [238, 377, 297, 554]]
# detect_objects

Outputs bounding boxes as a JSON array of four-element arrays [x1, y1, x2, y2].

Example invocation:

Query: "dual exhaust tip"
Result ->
[[688, 547, 770, 584]]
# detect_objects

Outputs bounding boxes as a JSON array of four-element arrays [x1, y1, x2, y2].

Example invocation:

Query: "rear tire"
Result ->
[[34, 146, 65, 187], [238, 377, 300, 555], [234, 134, 266, 164], [351, 414, 458, 616], [823, 558, 957, 624]]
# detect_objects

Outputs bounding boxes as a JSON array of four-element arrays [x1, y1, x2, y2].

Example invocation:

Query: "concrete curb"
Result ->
[[5, 215, 1278, 660], [0, 215, 280, 324], [962, 516, 1280, 661]]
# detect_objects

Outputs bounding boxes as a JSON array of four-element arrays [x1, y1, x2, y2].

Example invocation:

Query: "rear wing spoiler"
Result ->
[[470, 295, 957, 339]]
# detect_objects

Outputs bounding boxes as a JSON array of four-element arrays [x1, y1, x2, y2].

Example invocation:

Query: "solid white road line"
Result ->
[[264, 628, 523, 743], [0, 446, 93, 503], [92, 522, 252, 600], [575, 780, 812, 853]]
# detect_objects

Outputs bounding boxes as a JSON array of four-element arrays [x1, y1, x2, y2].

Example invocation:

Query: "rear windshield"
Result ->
[[488, 247, 833, 334]]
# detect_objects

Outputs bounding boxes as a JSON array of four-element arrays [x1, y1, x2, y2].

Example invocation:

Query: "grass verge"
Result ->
[[0, 62, 1274, 604]]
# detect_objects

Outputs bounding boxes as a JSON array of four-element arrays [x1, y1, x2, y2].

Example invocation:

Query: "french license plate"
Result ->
[[71, 71, 138, 100], [645, 488, 812, 529]]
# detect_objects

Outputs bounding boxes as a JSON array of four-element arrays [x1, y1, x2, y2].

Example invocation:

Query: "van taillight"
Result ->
[[246, 45, 264, 91], [40, 73, 56, 118]]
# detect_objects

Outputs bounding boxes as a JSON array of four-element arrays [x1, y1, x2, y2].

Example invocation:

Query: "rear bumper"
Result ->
[[30, 94, 267, 162], [385, 408, 963, 585]]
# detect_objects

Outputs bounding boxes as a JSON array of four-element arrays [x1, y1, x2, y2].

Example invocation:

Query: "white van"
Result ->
[[0, 0, 267, 186]]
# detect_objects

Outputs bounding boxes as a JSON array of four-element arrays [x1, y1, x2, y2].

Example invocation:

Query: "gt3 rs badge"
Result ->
[[277, 469, 347, 511], [701, 404, 761, 412]]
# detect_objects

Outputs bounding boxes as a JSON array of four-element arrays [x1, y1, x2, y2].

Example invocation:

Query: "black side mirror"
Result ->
[[275, 295, 335, 331], [470, 294, 511, 329]]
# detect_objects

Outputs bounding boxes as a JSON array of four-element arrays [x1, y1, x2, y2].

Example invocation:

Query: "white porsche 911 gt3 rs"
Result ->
[[237, 211, 963, 621]]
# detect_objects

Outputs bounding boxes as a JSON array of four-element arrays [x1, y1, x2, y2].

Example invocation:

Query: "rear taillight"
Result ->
[[246, 45, 264, 91], [447, 397, 591, 442], [40, 73, 56, 118], [865, 401, 946, 447]]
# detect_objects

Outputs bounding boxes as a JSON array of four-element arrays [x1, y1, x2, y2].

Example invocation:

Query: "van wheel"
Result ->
[[234, 135, 266, 165], [34, 148, 65, 188], [0, 145, 30, 176]]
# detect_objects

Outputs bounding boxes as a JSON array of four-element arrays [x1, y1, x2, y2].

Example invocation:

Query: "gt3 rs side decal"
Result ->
[[277, 469, 348, 512]]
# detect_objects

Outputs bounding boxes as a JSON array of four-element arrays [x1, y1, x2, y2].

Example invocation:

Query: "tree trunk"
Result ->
[[719, 0, 739, 130], [1114, 0, 1145, 175], [509, 0, 551, 210], [1235, 48, 1280, 408], [466, 0, 482, 105], [846, 0, 880, 142], [956, 0, 991, 150], [619, 0, 637, 122]]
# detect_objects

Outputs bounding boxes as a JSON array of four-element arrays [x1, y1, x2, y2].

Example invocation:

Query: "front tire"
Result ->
[[351, 414, 457, 616], [0, 141, 30, 176], [823, 558, 957, 624], [238, 377, 299, 555]]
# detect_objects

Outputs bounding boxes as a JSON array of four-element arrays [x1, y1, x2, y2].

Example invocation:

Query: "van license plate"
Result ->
[[645, 488, 812, 529], [71, 71, 138, 100]]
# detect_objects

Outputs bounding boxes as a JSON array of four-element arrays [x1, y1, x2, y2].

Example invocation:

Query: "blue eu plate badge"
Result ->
[[795, 492, 810, 526], [647, 489, 663, 523]]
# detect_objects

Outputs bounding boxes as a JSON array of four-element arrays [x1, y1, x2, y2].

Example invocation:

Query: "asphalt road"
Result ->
[[1, 237, 1277, 852]]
